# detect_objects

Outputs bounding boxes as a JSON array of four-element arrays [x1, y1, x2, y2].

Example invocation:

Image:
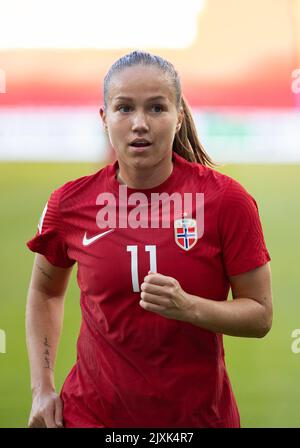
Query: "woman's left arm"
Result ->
[[140, 263, 273, 338]]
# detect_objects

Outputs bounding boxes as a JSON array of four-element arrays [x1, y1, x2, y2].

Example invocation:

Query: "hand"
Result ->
[[139, 271, 193, 322], [28, 390, 64, 428]]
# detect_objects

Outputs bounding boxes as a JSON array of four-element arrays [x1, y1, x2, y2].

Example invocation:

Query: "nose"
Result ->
[[131, 111, 149, 132]]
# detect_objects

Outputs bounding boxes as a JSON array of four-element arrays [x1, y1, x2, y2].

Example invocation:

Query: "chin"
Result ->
[[131, 156, 153, 170]]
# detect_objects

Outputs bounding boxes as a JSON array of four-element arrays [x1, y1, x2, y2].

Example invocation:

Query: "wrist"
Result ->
[[31, 383, 56, 398], [182, 292, 199, 324]]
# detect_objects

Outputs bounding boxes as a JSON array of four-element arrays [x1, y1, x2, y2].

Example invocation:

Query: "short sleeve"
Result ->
[[218, 178, 271, 276], [26, 187, 75, 268]]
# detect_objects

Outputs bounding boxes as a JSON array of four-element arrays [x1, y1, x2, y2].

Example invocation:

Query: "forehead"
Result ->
[[107, 65, 175, 103]]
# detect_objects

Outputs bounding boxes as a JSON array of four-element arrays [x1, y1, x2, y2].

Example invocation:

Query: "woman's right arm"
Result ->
[[25, 253, 73, 428]]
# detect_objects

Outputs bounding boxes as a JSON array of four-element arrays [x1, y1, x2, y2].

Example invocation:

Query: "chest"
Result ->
[[65, 198, 227, 300]]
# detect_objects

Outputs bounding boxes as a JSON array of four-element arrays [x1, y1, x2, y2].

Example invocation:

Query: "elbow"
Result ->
[[257, 311, 273, 338], [257, 323, 272, 338]]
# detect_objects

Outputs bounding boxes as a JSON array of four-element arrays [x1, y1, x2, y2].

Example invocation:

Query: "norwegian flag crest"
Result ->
[[174, 218, 197, 251]]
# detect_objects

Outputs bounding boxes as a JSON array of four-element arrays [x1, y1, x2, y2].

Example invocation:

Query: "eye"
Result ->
[[117, 105, 132, 113], [151, 104, 164, 113]]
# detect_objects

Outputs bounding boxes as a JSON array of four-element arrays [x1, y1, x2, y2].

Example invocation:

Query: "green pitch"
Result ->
[[0, 161, 299, 428]]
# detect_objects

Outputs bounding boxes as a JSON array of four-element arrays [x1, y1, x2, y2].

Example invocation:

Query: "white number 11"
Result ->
[[127, 245, 157, 292]]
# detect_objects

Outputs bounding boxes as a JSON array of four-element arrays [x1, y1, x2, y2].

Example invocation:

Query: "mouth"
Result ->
[[129, 139, 152, 150]]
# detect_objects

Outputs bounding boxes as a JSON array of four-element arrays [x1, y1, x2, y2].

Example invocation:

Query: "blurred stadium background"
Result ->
[[0, 0, 300, 427]]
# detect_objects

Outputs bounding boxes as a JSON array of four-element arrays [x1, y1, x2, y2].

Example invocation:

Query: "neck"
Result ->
[[116, 157, 173, 189]]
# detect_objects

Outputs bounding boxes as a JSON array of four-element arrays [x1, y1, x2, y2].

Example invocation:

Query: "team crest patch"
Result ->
[[174, 218, 197, 251]]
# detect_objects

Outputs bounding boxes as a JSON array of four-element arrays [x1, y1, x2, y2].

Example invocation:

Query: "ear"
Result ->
[[99, 106, 107, 129], [176, 106, 184, 132]]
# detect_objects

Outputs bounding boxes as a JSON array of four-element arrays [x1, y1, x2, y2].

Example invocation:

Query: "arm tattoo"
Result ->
[[43, 336, 53, 370], [37, 263, 52, 281]]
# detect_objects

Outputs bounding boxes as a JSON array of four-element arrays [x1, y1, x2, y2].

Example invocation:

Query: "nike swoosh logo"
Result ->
[[83, 229, 115, 246]]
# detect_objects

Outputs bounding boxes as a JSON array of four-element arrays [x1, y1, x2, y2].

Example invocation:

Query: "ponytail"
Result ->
[[173, 96, 215, 167]]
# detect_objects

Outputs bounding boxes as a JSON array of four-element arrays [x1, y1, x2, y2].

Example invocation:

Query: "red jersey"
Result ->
[[27, 152, 271, 428]]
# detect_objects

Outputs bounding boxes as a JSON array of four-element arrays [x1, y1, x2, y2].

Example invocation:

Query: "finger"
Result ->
[[54, 398, 64, 428], [44, 406, 59, 428], [139, 299, 168, 313], [140, 292, 170, 307], [44, 414, 59, 428], [141, 282, 166, 296], [144, 273, 175, 286]]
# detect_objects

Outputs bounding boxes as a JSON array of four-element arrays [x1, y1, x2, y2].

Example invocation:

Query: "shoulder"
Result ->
[[175, 153, 237, 197], [218, 174, 258, 211], [175, 154, 259, 216], [49, 164, 110, 206], [214, 172, 262, 232]]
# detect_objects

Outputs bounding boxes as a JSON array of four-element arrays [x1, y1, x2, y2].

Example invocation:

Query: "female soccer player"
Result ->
[[26, 51, 273, 428]]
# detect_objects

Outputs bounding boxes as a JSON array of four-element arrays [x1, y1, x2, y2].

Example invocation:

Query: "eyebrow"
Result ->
[[113, 95, 167, 102]]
